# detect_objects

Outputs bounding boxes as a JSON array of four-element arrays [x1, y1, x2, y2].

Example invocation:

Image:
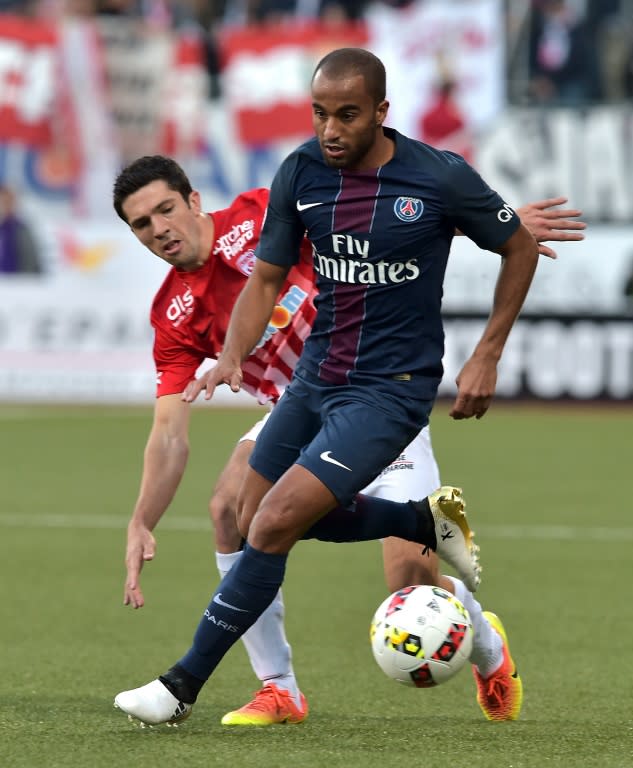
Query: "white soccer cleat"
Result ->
[[114, 679, 192, 726], [428, 486, 481, 592]]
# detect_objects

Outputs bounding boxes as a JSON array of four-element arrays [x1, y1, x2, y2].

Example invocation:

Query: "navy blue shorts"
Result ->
[[249, 365, 436, 506]]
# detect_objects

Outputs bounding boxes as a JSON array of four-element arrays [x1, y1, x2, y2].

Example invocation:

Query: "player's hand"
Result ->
[[182, 356, 243, 402], [182, 367, 215, 403], [449, 355, 498, 420], [516, 196, 586, 259], [123, 523, 156, 609]]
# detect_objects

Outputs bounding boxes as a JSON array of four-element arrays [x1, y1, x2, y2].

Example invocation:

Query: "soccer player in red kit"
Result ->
[[113, 161, 316, 725], [149, 187, 316, 406], [112, 154, 585, 726]]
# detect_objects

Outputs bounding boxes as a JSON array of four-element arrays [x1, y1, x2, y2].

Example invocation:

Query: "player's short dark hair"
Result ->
[[312, 48, 386, 105], [112, 155, 193, 222]]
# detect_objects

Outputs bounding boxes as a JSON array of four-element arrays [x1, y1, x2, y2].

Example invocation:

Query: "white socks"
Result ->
[[216, 551, 301, 706], [446, 576, 503, 678]]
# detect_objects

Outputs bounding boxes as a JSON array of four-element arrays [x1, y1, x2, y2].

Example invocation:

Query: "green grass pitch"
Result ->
[[1, 402, 631, 768]]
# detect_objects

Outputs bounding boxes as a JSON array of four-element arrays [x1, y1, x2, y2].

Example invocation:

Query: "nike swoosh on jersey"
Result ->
[[296, 200, 323, 212], [319, 451, 352, 471], [212, 593, 250, 612]]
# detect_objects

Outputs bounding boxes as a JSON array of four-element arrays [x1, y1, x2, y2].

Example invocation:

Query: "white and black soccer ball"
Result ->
[[370, 585, 473, 687]]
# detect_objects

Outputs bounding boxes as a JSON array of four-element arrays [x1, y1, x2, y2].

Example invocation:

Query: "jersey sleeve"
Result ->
[[153, 327, 205, 398], [255, 154, 307, 268], [440, 154, 520, 251]]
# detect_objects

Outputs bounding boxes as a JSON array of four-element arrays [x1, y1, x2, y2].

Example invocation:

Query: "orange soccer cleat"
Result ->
[[221, 683, 308, 726], [473, 611, 523, 721]]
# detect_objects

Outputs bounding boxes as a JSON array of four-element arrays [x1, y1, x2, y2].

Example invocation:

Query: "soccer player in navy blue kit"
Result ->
[[115, 47, 538, 725]]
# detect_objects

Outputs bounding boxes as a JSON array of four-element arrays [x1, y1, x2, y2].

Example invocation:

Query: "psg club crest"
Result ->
[[394, 196, 424, 222]]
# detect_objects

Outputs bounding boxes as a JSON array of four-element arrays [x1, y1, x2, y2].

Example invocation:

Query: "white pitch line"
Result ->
[[0, 513, 632, 540], [0, 513, 204, 531], [477, 525, 633, 541]]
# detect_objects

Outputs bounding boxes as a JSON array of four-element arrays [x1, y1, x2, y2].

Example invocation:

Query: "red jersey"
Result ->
[[150, 188, 316, 404]]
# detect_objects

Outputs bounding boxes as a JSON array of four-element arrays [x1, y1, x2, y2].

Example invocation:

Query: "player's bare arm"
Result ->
[[183, 259, 290, 402], [450, 223, 539, 420], [124, 394, 191, 608], [515, 196, 586, 259]]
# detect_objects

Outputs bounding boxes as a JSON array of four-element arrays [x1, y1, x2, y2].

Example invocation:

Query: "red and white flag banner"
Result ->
[[220, 21, 368, 145], [0, 15, 60, 146]]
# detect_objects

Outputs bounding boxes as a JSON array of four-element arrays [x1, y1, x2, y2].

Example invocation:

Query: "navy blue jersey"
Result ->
[[256, 127, 520, 395]]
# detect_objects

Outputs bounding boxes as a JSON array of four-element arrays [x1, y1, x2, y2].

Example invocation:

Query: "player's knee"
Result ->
[[236, 483, 267, 539], [209, 488, 239, 539], [248, 499, 301, 553]]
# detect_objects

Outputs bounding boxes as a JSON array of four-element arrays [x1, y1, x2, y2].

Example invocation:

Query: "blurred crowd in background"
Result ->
[[1, 0, 632, 106], [1, 0, 631, 400]]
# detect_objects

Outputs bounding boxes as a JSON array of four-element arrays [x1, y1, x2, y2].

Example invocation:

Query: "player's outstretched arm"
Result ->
[[454, 197, 585, 259], [515, 196, 586, 259], [450, 224, 539, 420], [183, 259, 290, 403], [124, 394, 191, 608]]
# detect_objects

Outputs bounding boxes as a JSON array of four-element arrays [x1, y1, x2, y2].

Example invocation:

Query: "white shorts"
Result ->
[[239, 414, 440, 503], [238, 411, 272, 443]]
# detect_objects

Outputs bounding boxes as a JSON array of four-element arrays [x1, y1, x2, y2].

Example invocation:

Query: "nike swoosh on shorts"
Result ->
[[319, 451, 352, 471]]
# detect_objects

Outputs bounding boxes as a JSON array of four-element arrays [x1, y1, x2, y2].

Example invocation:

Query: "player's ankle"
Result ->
[[159, 664, 203, 704], [409, 497, 437, 550]]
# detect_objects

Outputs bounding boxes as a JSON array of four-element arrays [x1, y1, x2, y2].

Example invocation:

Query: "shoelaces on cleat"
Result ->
[[240, 686, 289, 714], [485, 674, 512, 708]]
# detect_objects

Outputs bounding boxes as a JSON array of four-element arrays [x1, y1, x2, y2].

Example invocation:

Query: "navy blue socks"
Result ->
[[302, 494, 436, 547], [167, 543, 287, 693]]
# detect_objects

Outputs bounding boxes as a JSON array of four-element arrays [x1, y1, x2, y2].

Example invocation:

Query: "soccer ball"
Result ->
[[370, 585, 473, 688]]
